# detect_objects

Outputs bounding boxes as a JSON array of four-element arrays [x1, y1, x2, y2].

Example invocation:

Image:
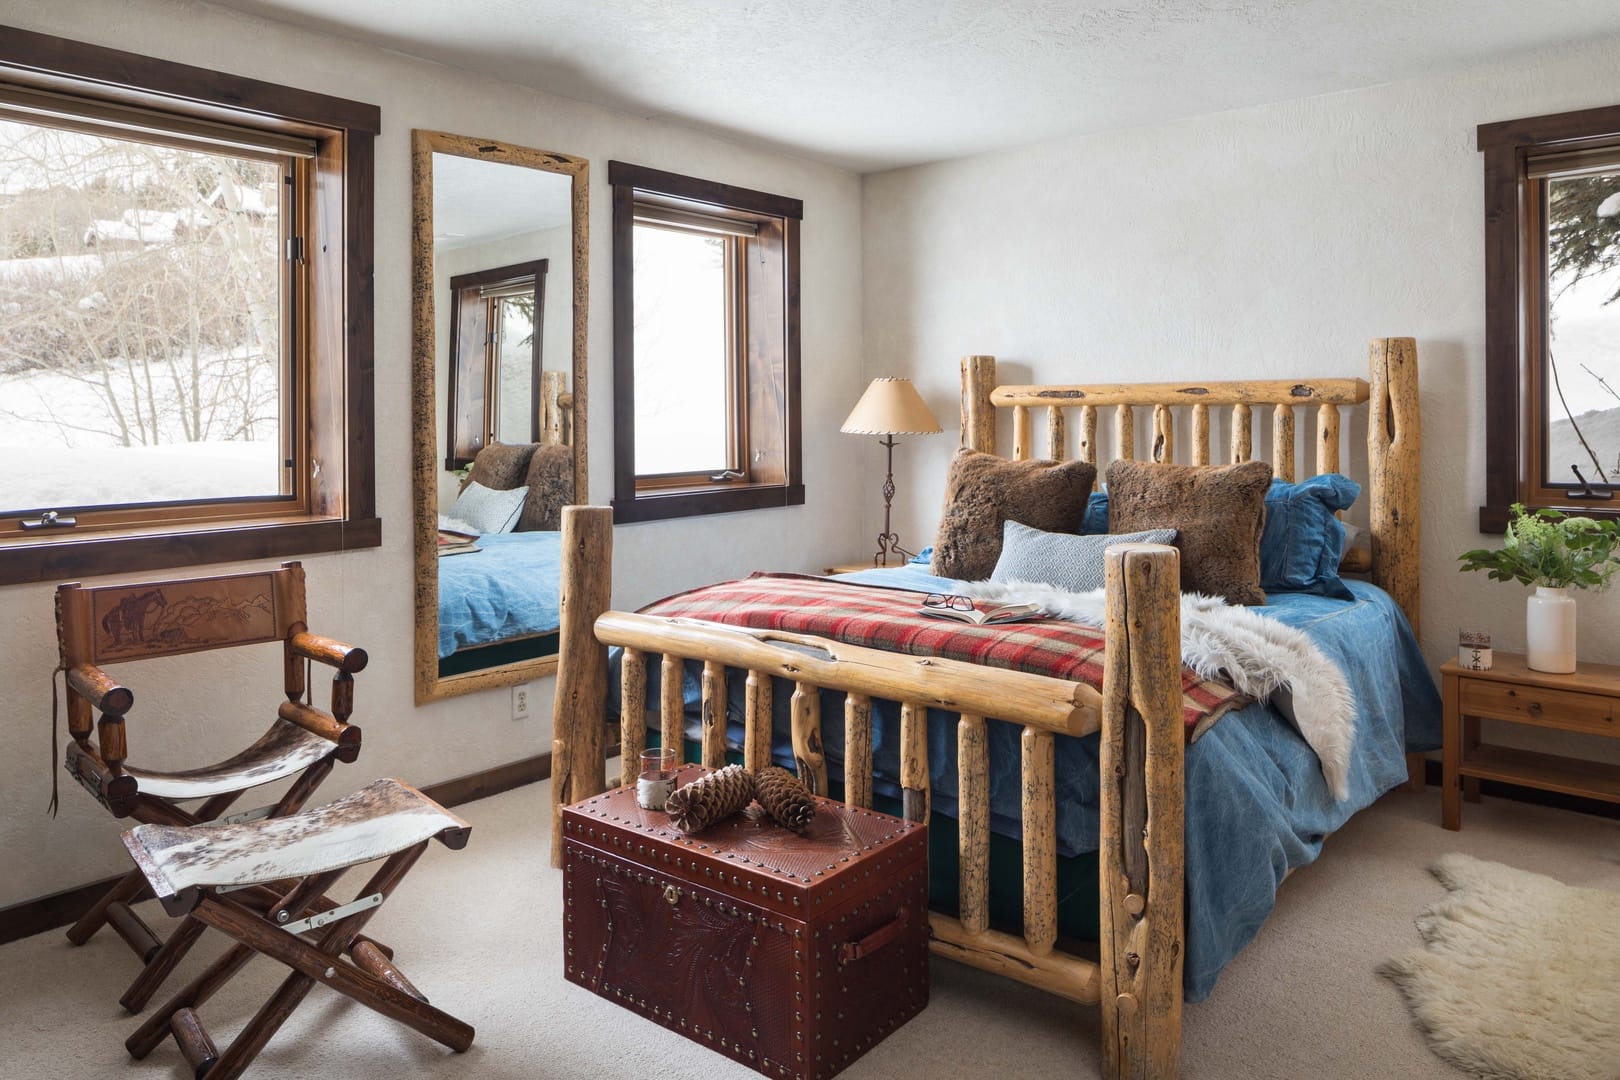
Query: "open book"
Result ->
[[919, 601, 1044, 626]]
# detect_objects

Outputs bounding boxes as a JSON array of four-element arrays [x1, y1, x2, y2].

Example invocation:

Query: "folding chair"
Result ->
[[54, 561, 367, 1012], [122, 779, 474, 1079]]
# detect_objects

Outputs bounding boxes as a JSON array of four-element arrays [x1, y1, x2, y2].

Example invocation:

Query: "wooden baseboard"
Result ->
[[1422, 758, 1620, 820], [0, 752, 551, 948]]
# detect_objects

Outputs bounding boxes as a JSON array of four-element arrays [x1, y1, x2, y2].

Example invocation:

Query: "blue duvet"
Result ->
[[437, 531, 562, 658], [619, 557, 1440, 1001]]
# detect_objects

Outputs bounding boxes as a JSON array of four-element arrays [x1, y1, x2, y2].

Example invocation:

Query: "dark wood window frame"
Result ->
[[609, 161, 803, 524], [444, 259, 548, 469], [0, 25, 380, 585], [1479, 103, 1620, 532]]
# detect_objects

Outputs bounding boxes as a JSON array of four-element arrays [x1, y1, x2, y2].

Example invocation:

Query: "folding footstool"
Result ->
[[120, 779, 475, 1080]]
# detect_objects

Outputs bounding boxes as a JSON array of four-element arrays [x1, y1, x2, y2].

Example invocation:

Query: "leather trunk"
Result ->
[[562, 777, 929, 1079]]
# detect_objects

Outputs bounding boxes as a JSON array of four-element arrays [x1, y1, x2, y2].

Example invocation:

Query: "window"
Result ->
[[609, 162, 803, 522], [0, 26, 379, 584], [445, 260, 547, 466], [1479, 105, 1620, 530]]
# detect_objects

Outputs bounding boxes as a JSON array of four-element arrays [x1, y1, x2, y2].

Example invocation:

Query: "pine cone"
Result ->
[[755, 766, 817, 833], [665, 765, 755, 833]]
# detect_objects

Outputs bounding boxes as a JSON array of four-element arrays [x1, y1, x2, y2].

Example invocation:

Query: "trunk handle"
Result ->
[[837, 905, 909, 966]]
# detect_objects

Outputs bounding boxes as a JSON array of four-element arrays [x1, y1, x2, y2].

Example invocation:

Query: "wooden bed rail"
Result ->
[[548, 505, 1188, 1076]]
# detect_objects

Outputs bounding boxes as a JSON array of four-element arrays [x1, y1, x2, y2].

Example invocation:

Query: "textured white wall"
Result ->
[[0, 0, 868, 906], [863, 35, 1620, 761]]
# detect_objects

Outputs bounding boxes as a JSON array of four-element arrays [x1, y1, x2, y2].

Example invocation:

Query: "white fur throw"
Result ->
[[1381, 854, 1620, 1080], [960, 579, 1356, 799]]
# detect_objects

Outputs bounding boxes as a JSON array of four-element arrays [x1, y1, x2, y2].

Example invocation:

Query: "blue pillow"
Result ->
[[1083, 474, 1359, 598], [1259, 473, 1359, 599], [449, 480, 528, 535], [992, 521, 1178, 592], [1082, 489, 1109, 534]]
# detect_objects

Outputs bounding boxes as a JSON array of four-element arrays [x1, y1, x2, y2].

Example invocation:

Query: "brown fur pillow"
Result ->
[[462, 442, 537, 493], [1106, 459, 1273, 605], [516, 444, 574, 532], [931, 450, 1096, 581]]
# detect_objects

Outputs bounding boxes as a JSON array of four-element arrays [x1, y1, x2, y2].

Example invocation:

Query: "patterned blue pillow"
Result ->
[[449, 481, 528, 535], [991, 521, 1178, 593], [1083, 473, 1359, 598]]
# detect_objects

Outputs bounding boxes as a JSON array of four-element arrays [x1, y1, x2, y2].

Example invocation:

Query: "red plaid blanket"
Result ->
[[639, 574, 1247, 739]]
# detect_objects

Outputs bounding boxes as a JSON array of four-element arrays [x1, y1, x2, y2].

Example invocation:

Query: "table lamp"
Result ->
[[841, 377, 941, 566]]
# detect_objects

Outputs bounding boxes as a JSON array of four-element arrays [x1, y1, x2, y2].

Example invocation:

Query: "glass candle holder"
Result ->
[[636, 747, 679, 811]]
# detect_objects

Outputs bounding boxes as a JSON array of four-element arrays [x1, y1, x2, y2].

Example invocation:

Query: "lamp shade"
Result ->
[[840, 378, 942, 436]]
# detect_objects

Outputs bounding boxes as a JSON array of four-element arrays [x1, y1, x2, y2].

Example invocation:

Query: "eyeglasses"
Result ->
[[922, 593, 974, 611]]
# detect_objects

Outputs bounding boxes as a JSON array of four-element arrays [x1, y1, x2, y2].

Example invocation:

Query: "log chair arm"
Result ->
[[289, 631, 369, 674], [277, 701, 362, 763], [67, 663, 133, 718]]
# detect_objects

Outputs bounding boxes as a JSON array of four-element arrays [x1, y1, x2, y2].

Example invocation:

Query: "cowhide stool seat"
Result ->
[[121, 779, 475, 1080]]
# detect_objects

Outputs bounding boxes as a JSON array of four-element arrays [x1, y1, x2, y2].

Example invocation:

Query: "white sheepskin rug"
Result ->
[[1380, 854, 1620, 1080], [960, 580, 1356, 799]]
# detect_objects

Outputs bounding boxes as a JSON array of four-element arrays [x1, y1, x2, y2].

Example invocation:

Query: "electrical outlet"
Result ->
[[511, 682, 533, 721]]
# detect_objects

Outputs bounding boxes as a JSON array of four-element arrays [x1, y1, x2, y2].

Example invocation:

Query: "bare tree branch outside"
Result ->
[[0, 117, 285, 515], [1543, 168, 1620, 485]]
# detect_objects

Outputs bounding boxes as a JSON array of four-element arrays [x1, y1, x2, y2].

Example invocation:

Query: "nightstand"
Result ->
[[822, 561, 882, 575], [1441, 653, 1620, 830]]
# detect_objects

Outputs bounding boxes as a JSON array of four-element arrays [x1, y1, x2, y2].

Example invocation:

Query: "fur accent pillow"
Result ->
[[1106, 459, 1273, 605], [462, 442, 537, 493], [931, 450, 1097, 581], [517, 444, 575, 532]]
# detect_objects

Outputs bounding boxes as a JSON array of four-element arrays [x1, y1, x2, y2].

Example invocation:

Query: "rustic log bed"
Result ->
[[550, 338, 1421, 1078]]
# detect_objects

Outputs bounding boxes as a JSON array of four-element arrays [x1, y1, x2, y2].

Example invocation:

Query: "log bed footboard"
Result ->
[[550, 339, 1421, 1079], [550, 504, 1187, 1076]]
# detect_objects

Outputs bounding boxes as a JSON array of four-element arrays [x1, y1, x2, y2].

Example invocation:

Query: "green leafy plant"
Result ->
[[1459, 503, 1620, 590]]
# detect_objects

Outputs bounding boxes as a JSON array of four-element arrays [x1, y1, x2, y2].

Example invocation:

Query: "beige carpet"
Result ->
[[2, 779, 1617, 1080]]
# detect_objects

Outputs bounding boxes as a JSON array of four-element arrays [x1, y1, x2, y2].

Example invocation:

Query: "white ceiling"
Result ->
[[215, 0, 1620, 172], [431, 151, 572, 250]]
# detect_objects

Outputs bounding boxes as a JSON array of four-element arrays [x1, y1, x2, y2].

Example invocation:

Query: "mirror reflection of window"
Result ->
[[495, 291, 538, 444], [444, 261, 546, 469]]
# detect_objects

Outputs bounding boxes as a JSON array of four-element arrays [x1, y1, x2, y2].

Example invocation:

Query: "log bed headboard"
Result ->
[[957, 337, 1422, 633]]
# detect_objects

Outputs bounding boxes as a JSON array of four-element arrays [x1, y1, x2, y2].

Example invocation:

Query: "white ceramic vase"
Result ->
[[1525, 586, 1577, 674]]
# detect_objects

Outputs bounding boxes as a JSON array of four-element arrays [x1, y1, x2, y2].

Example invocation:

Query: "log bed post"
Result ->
[[550, 505, 613, 867], [962, 355, 998, 453], [1099, 543, 1185, 1080], [1368, 337, 1424, 791], [540, 370, 569, 447]]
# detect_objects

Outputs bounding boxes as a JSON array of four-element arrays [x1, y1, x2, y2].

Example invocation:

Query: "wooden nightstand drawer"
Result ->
[[1458, 679, 1617, 736]]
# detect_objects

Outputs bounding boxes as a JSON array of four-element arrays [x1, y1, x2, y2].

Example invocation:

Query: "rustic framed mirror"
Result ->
[[411, 130, 588, 703]]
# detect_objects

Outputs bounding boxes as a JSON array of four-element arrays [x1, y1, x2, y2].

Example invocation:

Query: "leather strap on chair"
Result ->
[[48, 661, 65, 818]]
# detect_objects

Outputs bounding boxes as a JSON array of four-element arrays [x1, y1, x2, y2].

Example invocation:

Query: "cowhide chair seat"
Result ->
[[122, 778, 474, 1080], [122, 720, 335, 801]]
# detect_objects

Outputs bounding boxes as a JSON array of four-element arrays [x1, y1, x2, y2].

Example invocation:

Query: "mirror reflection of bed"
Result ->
[[411, 131, 588, 699]]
